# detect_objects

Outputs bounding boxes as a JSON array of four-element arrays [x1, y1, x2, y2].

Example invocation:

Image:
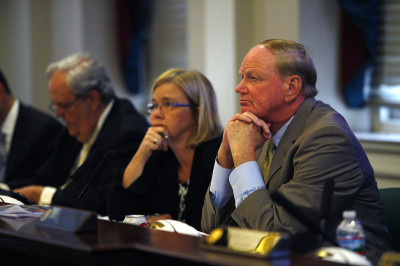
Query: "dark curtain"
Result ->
[[116, 0, 151, 94], [339, 0, 380, 107]]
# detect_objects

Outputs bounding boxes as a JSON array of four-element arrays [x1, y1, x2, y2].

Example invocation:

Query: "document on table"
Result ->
[[0, 205, 46, 218]]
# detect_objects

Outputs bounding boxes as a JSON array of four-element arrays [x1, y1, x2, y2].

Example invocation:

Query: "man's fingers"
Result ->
[[230, 113, 255, 123], [260, 121, 271, 138]]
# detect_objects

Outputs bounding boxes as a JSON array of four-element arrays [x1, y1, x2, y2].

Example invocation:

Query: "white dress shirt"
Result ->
[[0, 100, 19, 189]]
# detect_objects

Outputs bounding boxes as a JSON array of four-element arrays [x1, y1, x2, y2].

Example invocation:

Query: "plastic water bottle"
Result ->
[[336, 210, 366, 255]]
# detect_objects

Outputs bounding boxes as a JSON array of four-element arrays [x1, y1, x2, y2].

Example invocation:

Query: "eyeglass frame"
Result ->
[[48, 96, 82, 116], [147, 101, 192, 114]]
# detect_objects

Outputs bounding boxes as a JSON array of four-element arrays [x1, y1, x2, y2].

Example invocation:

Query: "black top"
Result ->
[[107, 136, 222, 230]]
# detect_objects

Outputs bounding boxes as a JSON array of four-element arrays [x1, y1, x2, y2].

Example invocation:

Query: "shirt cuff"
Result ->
[[209, 160, 234, 208], [38, 186, 56, 206], [210, 160, 232, 192], [229, 161, 265, 207], [0, 183, 10, 190]]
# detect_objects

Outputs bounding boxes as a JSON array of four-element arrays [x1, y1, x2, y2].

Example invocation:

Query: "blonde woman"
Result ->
[[107, 69, 222, 230]]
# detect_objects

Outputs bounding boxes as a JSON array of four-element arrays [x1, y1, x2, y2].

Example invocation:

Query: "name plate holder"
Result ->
[[35, 206, 97, 234], [202, 226, 290, 259]]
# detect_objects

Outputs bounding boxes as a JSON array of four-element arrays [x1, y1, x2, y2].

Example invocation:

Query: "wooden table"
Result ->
[[0, 208, 341, 265]]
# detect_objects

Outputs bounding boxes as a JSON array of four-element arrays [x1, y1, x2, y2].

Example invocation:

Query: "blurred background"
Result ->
[[0, 0, 399, 187]]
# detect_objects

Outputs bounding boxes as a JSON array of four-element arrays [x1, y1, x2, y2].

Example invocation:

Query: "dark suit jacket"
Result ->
[[34, 98, 148, 215], [107, 136, 222, 230], [4, 103, 63, 189], [202, 98, 393, 264]]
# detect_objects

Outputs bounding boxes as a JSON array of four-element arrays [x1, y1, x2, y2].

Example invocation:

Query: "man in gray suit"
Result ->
[[201, 39, 393, 265]]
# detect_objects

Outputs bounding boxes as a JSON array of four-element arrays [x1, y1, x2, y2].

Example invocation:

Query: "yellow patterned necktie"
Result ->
[[61, 143, 91, 189], [262, 139, 275, 184], [78, 143, 91, 167]]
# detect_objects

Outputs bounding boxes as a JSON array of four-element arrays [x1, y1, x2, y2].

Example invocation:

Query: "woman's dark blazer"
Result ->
[[107, 136, 222, 230]]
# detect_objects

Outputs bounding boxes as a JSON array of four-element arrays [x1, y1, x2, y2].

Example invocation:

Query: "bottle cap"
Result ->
[[343, 210, 356, 219]]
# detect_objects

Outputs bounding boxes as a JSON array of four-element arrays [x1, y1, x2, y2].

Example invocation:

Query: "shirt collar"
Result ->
[[1, 100, 19, 152], [85, 100, 114, 146], [271, 115, 294, 148]]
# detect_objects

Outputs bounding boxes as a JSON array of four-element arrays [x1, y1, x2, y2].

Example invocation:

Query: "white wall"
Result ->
[[187, 0, 237, 125], [0, 0, 365, 126], [1, 0, 399, 186], [254, 0, 299, 41], [50, 0, 134, 102], [186, 0, 372, 131], [0, 0, 139, 114], [0, 0, 32, 103], [299, 0, 371, 133]]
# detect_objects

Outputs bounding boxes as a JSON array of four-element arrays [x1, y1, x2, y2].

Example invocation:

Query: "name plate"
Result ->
[[202, 227, 290, 259], [35, 206, 97, 234]]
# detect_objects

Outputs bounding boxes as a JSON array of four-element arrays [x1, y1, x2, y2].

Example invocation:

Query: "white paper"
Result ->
[[0, 205, 44, 218]]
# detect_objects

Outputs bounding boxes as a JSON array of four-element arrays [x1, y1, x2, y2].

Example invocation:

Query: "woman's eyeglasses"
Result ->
[[147, 101, 191, 114]]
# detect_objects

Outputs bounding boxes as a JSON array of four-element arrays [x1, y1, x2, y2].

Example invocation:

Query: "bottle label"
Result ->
[[337, 236, 366, 255]]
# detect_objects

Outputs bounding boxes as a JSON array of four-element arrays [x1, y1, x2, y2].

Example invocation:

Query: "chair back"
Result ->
[[379, 188, 400, 252]]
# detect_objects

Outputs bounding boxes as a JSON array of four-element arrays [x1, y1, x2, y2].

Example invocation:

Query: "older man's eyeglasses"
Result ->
[[147, 101, 191, 114], [49, 97, 81, 115]]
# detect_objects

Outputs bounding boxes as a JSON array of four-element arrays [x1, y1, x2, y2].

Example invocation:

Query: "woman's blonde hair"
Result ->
[[151, 68, 222, 146]]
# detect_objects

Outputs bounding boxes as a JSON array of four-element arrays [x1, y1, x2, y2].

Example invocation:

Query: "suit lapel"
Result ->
[[5, 104, 26, 180], [57, 135, 82, 184], [265, 98, 317, 187], [89, 101, 118, 152]]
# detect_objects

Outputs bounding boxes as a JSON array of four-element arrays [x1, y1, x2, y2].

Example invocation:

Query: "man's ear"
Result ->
[[0, 83, 4, 100], [87, 90, 102, 110], [284, 75, 302, 102]]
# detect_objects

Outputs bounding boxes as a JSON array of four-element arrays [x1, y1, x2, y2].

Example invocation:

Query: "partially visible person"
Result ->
[[0, 68, 63, 189], [14, 53, 148, 215], [201, 39, 393, 264], [107, 68, 222, 230]]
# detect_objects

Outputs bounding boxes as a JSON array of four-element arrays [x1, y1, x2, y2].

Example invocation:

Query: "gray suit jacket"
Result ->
[[202, 97, 393, 264]]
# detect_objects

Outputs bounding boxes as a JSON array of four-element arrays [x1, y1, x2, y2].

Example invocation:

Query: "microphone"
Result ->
[[320, 179, 334, 233], [52, 147, 105, 205], [72, 150, 116, 208], [270, 190, 338, 246]]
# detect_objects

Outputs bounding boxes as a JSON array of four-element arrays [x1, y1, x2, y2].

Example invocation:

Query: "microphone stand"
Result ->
[[319, 179, 334, 246], [73, 150, 115, 208]]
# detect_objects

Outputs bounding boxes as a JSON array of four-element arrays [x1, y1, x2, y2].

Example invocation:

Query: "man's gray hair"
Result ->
[[46, 53, 115, 103], [260, 39, 318, 97]]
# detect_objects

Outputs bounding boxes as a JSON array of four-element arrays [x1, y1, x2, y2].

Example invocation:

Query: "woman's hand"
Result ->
[[137, 127, 169, 160], [122, 127, 169, 188]]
